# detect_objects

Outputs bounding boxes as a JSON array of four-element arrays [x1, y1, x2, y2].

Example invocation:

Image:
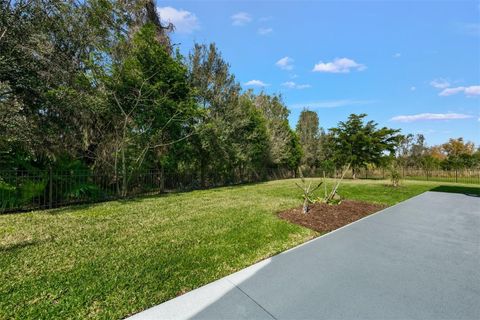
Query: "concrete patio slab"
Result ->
[[128, 191, 480, 320]]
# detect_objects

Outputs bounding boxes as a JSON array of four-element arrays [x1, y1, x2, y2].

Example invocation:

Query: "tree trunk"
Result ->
[[302, 197, 309, 214], [121, 146, 127, 197], [352, 167, 356, 179]]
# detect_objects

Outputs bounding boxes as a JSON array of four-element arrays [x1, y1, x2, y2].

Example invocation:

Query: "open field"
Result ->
[[1, 179, 479, 319]]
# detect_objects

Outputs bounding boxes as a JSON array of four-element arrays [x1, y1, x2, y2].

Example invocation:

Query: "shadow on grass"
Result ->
[[430, 185, 480, 196], [22, 180, 274, 216], [0, 238, 51, 252]]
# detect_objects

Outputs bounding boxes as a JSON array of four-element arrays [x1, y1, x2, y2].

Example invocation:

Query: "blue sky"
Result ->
[[158, 0, 480, 146]]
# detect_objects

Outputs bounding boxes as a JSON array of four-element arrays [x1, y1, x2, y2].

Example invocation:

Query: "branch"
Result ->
[[149, 131, 196, 149]]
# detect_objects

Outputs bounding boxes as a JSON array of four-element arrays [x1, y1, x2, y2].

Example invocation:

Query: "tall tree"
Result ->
[[254, 93, 302, 171], [329, 113, 401, 178], [442, 138, 475, 157], [296, 109, 321, 174], [101, 23, 198, 195], [187, 43, 237, 185]]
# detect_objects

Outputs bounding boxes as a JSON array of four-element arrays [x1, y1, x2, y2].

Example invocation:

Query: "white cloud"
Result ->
[[439, 85, 480, 96], [157, 7, 199, 34], [430, 78, 451, 89], [439, 87, 465, 96], [410, 86, 416, 91], [312, 58, 366, 73], [391, 113, 473, 122], [464, 86, 480, 96], [393, 53, 401, 58], [290, 99, 374, 109], [275, 56, 294, 70], [258, 27, 273, 35], [244, 80, 269, 87], [231, 12, 252, 26], [281, 81, 311, 89]]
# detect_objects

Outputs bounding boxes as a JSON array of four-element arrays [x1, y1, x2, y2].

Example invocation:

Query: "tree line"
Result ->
[[1, 0, 478, 199], [295, 110, 480, 176], [1, 0, 302, 194]]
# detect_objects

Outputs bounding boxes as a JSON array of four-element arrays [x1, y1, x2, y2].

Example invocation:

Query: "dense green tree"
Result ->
[[296, 109, 321, 174], [0, 0, 98, 167], [329, 114, 401, 178], [254, 93, 302, 171], [102, 23, 198, 194], [187, 43, 274, 185]]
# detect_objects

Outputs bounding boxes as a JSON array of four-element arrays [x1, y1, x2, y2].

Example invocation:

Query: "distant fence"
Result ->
[[0, 168, 294, 213], [339, 168, 480, 185]]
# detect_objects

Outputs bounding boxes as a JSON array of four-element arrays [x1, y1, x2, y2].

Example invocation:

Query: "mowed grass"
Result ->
[[1, 179, 478, 319]]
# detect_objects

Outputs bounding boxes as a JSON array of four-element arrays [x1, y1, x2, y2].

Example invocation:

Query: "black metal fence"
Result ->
[[1, 167, 479, 213], [338, 167, 480, 184], [0, 168, 295, 213]]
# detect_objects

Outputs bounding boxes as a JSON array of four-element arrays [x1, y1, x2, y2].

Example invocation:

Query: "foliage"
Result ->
[[296, 163, 350, 212], [187, 44, 276, 185], [103, 23, 199, 195], [255, 93, 302, 171], [0, 177, 47, 211], [395, 135, 479, 171], [295, 109, 321, 174], [314, 164, 351, 205], [328, 114, 401, 178], [64, 183, 103, 200], [388, 162, 402, 187]]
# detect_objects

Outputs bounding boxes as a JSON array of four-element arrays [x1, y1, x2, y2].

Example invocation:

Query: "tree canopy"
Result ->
[[328, 114, 401, 178]]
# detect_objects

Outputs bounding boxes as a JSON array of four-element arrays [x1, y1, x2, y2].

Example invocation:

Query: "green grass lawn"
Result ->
[[1, 179, 478, 319]]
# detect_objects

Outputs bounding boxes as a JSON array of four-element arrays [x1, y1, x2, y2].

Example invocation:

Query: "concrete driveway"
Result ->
[[129, 191, 480, 320]]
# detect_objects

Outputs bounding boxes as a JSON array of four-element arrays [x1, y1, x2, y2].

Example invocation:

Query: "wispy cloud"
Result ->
[[439, 85, 480, 97], [275, 56, 294, 70], [231, 12, 252, 26], [391, 113, 473, 122], [430, 78, 451, 89], [290, 99, 375, 109], [157, 7, 199, 34], [244, 79, 269, 87], [312, 58, 366, 73], [410, 86, 416, 91], [258, 27, 273, 35], [393, 53, 401, 58], [281, 81, 311, 89]]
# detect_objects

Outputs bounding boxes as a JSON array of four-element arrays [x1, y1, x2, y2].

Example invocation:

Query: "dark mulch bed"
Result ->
[[278, 200, 386, 233]]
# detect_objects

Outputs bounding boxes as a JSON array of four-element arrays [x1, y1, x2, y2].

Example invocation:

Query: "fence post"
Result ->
[[49, 167, 53, 208], [455, 169, 458, 183]]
